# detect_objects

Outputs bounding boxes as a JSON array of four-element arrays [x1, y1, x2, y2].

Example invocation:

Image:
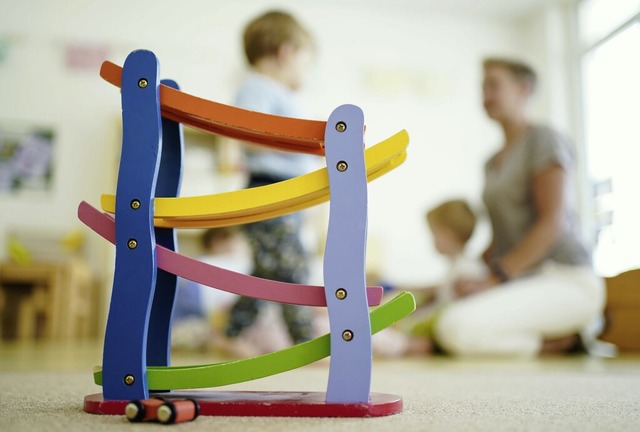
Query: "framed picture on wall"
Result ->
[[0, 122, 55, 194]]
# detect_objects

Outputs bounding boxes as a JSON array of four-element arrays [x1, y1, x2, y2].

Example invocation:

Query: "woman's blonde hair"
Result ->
[[426, 200, 476, 244], [243, 10, 313, 66]]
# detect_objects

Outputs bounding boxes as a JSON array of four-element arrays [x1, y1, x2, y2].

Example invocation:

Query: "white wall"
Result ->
[[517, 1, 596, 245], [0, 0, 539, 298], [518, 1, 577, 133]]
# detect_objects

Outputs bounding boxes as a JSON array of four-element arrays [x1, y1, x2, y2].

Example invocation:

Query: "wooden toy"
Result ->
[[124, 398, 199, 424], [125, 398, 165, 422], [156, 399, 199, 424], [81, 49, 415, 418]]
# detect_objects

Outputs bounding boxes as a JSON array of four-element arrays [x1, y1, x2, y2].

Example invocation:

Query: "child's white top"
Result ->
[[235, 72, 316, 180], [437, 254, 488, 305]]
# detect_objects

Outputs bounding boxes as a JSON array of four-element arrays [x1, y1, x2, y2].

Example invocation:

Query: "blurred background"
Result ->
[[0, 0, 638, 343]]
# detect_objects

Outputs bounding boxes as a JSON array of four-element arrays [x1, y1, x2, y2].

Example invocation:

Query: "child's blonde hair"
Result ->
[[243, 10, 313, 66], [426, 200, 476, 244]]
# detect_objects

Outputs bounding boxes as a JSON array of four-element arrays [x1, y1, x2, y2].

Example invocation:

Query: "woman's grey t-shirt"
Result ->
[[482, 124, 591, 267]]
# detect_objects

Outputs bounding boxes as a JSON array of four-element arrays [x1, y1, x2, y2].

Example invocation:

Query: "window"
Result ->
[[578, 0, 640, 275]]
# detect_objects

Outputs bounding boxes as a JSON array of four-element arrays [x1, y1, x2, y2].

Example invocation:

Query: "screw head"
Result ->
[[342, 330, 354, 342], [138, 78, 148, 88], [130, 199, 141, 210], [335, 122, 347, 133], [337, 161, 348, 172], [335, 289, 347, 300], [127, 239, 138, 249], [124, 374, 135, 386]]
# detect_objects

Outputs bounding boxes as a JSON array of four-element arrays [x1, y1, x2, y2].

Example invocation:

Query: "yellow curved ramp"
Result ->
[[101, 130, 409, 228]]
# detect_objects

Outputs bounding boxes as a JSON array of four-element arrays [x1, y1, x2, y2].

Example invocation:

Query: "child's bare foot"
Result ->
[[405, 337, 433, 356]]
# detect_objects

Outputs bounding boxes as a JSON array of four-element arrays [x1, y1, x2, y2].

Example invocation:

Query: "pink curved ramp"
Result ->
[[78, 201, 383, 307]]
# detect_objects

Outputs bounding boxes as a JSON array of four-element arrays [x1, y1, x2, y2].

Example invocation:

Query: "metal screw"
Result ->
[[124, 374, 135, 386], [127, 239, 138, 249], [342, 330, 354, 342], [335, 122, 347, 133], [138, 78, 148, 88], [335, 289, 347, 300], [337, 161, 348, 172], [130, 199, 141, 210]]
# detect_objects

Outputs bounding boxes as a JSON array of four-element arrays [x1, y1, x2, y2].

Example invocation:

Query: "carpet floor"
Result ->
[[1, 343, 639, 431]]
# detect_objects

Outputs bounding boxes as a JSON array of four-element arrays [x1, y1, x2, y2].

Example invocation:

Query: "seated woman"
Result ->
[[434, 58, 605, 357]]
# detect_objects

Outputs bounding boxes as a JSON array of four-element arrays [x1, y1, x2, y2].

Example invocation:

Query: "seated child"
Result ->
[[171, 227, 252, 351], [171, 227, 299, 357], [426, 199, 486, 305], [410, 199, 487, 343], [373, 199, 486, 357]]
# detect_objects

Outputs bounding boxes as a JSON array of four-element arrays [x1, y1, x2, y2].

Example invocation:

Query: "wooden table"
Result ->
[[0, 259, 94, 341]]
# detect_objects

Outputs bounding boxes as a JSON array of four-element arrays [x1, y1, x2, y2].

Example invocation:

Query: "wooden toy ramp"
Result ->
[[100, 130, 408, 228], [82, 50, 415, 419], [86, 292, 414, 418]]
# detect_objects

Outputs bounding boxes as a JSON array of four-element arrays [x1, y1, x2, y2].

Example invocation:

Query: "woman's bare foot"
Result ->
[[541, 334, 580, 355]]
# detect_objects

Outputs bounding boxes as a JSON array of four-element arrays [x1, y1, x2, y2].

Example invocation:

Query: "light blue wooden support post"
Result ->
[[322, 104, 372, 403]]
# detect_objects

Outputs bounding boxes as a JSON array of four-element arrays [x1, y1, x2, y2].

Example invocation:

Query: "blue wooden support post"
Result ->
[[322, 104, 372, 403], [146, 79, 184, 370], [102, 50, 162, 400]]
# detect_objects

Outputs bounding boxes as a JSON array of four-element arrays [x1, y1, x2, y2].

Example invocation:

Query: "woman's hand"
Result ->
[[454, 275, 500, 298]]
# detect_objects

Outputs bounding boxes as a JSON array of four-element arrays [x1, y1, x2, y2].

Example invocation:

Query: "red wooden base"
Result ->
[[84, 391, 403, 418]]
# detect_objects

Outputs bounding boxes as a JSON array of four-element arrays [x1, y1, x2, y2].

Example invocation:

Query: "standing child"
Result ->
[[224, 10, 317, 350]]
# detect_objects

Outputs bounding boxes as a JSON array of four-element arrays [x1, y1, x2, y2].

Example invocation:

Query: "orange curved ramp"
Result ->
[[100, 61, 326, 154]]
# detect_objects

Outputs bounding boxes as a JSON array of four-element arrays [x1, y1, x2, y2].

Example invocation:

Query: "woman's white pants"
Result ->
[[435, 262, 605, 357]]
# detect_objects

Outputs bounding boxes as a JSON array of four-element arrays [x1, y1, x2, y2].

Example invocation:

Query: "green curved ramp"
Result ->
[[94, 292, 415, 390]]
